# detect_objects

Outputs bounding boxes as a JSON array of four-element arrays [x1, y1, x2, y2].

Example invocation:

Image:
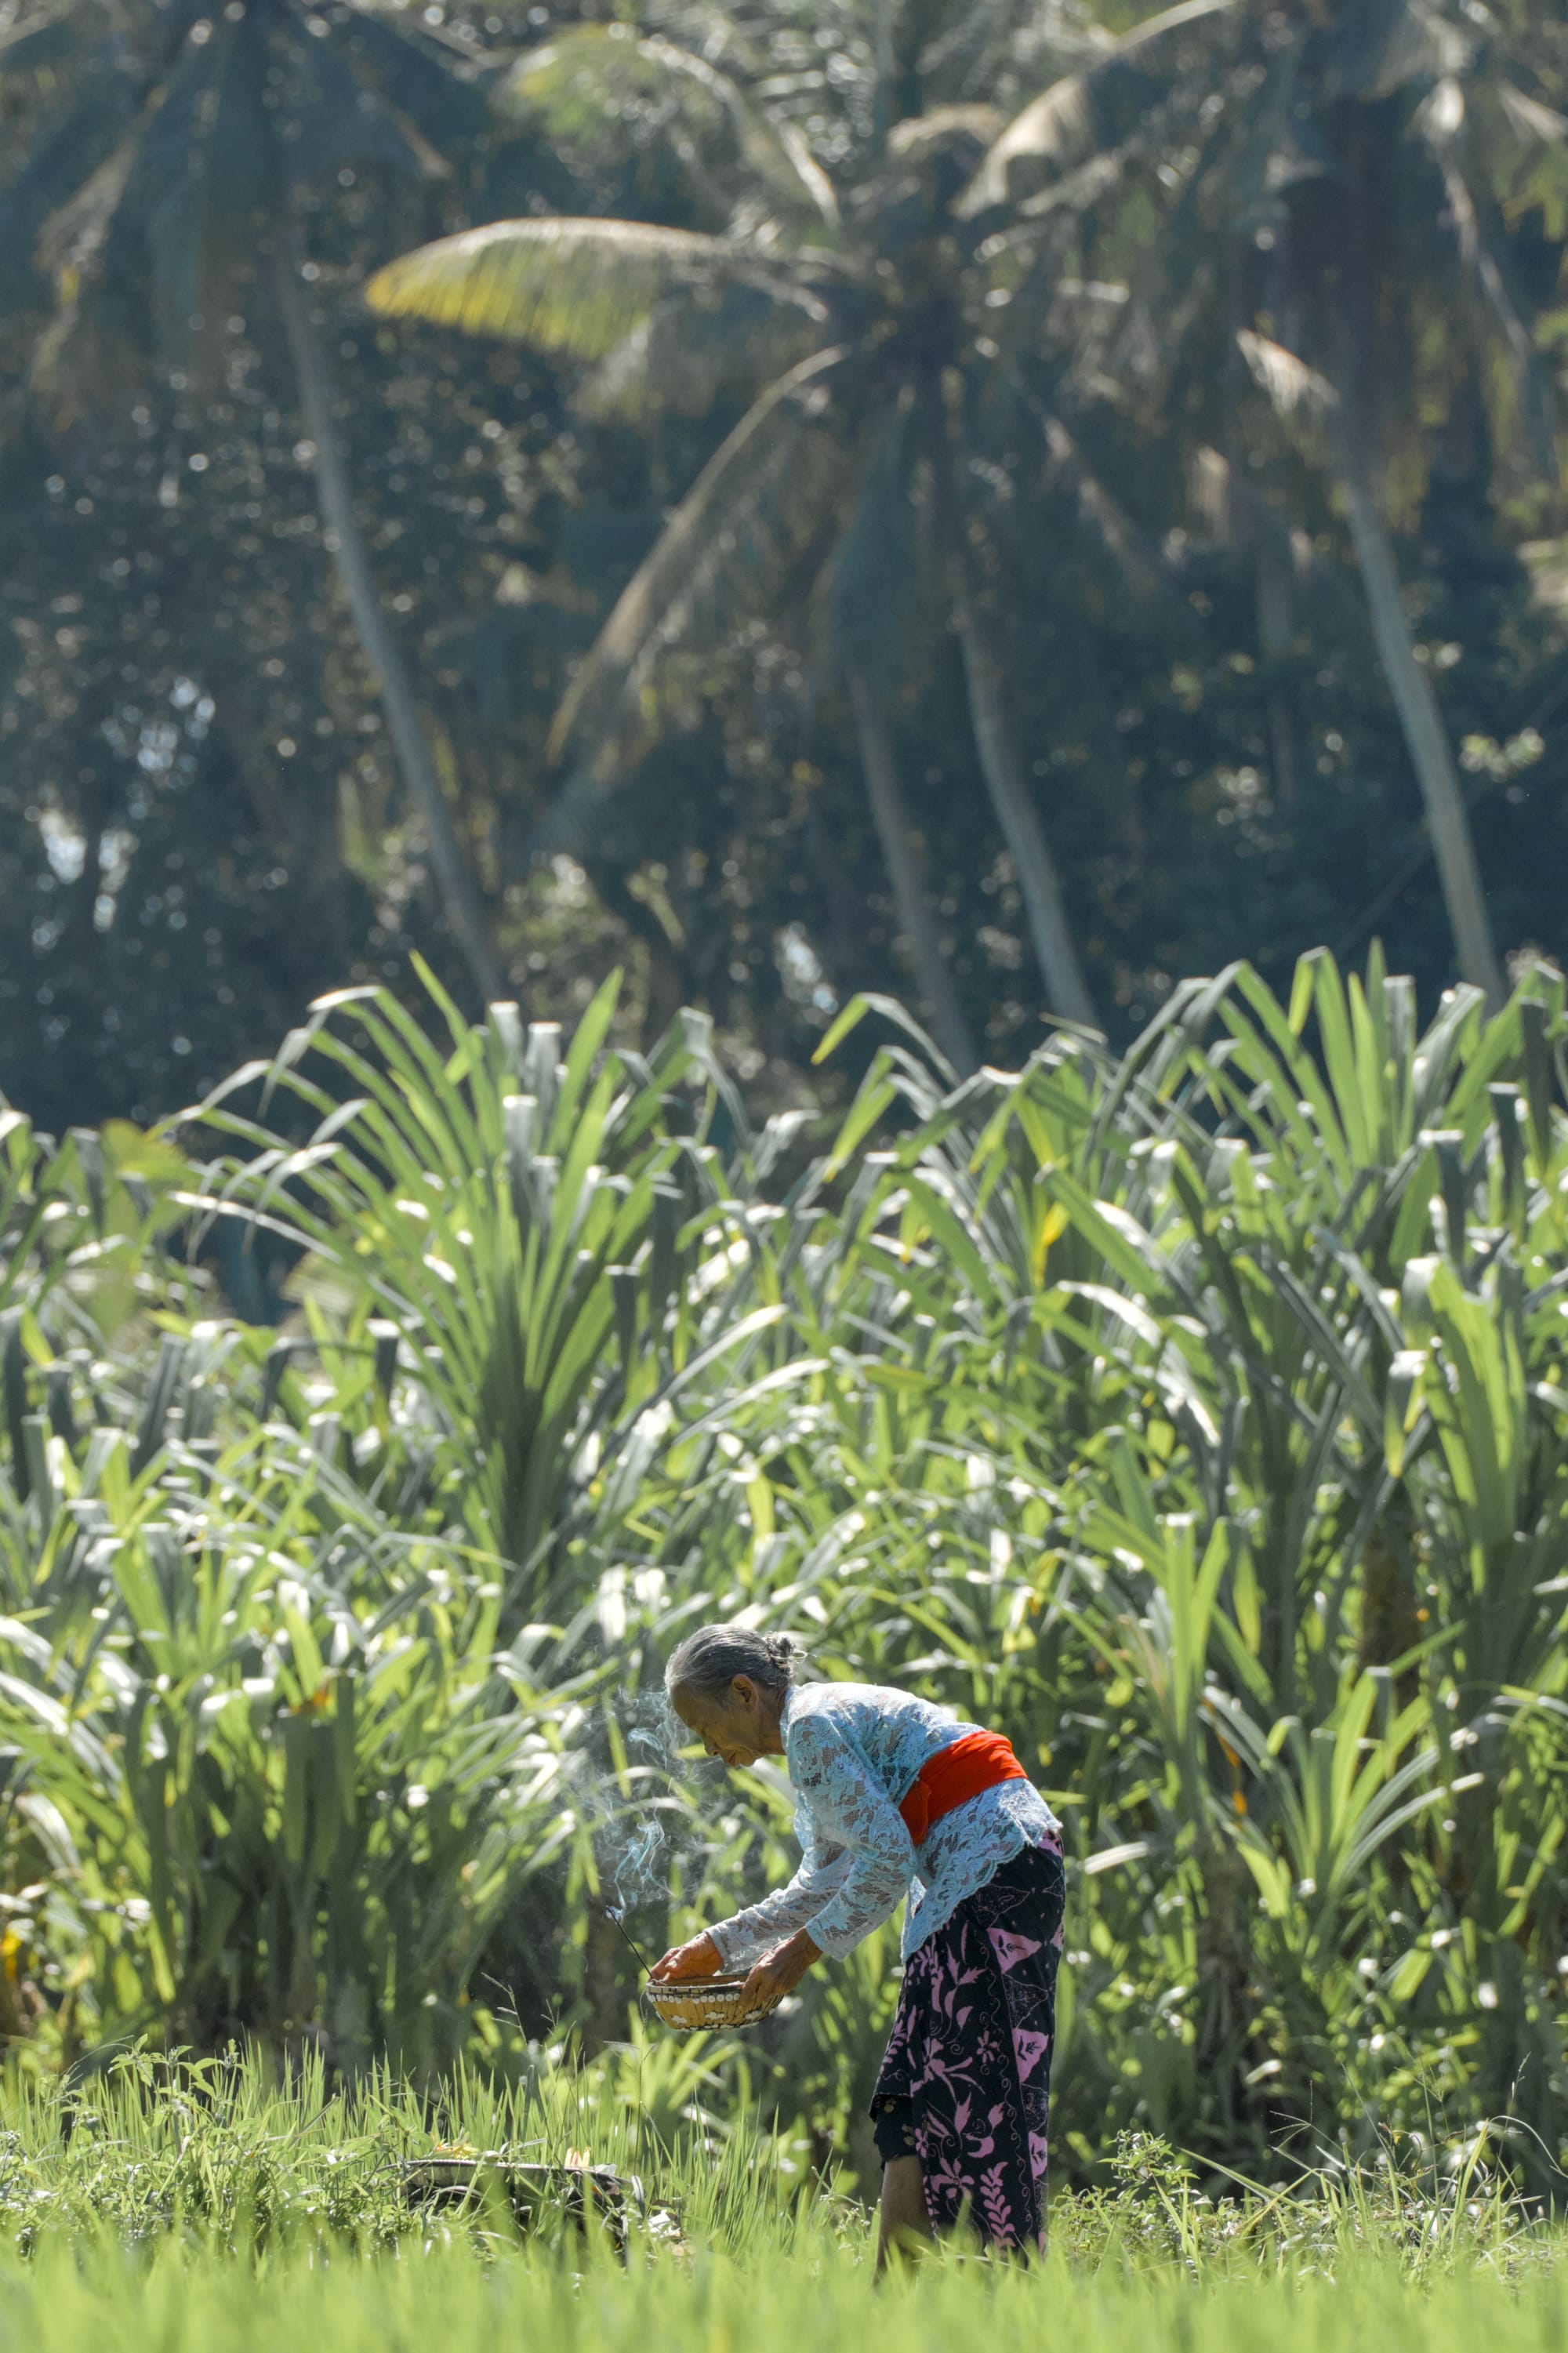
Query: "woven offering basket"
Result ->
[[642, 1974, 779, 2031]]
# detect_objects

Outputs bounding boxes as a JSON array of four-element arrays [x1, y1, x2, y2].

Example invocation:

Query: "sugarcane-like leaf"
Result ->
[[365, 216, 817, 361]]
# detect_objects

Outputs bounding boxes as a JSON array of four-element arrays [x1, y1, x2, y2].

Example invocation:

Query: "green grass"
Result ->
[[0, 2044, 794, 2256], [2, 2224, 1568, 2353], [0, 2048, 1560, 2353]]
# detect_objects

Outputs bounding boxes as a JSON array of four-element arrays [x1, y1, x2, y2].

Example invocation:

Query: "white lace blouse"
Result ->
[[706, 1680, 1061, 1968]]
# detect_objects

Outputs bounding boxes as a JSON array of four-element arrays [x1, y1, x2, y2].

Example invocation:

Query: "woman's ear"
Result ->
[[731, 1674, 757, 1712]]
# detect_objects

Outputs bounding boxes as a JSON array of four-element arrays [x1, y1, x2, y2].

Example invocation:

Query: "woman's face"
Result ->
[[671, 1675, 775, 1767]]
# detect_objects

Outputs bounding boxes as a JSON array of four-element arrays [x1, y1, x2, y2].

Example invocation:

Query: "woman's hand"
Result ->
[[651, 1930, 723, 1984], [739, 1928, 822, 2017]]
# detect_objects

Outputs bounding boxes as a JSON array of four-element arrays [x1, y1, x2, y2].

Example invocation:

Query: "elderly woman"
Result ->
[[652, 1625, 1065, 2264]]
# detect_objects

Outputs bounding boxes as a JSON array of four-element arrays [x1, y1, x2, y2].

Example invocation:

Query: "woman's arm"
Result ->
[[783, 1714, 915, 1958], [663, 1712, 916, 1978], [706, 1835, 855, 1970]]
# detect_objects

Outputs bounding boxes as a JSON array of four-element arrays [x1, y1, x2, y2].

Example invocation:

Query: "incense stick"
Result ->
[[602, 1905, 653, 1977]]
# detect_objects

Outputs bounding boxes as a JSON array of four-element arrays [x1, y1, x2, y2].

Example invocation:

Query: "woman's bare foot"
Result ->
[[875, 2155, 934, 2274]]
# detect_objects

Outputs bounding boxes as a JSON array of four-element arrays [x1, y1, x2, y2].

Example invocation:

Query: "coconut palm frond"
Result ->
[[580, 278, 832, 421], [957, 0, 1237, 216], [540, 347, 855, 830], [34, 136, 139, 285], [887, 103, 1007, 163], [1039, 412, 1163, 603], [501, 27, 837, 225], [1236, 329, 1338, 423], [341, 0, 492, 108], [364, 217, 811, 361], [279, 21, 450, 190], [1482, 82, 1568, 247], [1419, 130, 1558, 474], [915, 0, 1098, 111], [1188, 442, 1233, 542], [94, 20, 240, 350], [1185, 443, 1319, 576], [0, 65, 140, 307], [0, 0, 80, 68], [1495, 82, 1568, 154], [1324, 0, 1472, 104], [625, 0, 763, 77]]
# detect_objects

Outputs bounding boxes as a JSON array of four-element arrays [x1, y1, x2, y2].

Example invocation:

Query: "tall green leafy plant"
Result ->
[[3, 951, 1567, 2195], [185, 966, 797, 1607]]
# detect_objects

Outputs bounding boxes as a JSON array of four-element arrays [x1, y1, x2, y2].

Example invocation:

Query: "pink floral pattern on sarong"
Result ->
[[870, 1836, 1065, 2254]]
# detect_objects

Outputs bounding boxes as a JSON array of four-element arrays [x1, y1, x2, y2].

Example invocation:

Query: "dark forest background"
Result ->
[[3, 0, 1567, 1135]]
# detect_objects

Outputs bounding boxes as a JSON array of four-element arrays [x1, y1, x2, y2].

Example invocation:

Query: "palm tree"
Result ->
[[962, 0, 1567, 1008], [368, 29, 1121, 1055], [3, 0, 503, 1000]]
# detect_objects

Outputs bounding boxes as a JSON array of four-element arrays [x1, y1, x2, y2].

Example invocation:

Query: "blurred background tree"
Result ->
[[2, 0, 1566, 1135]]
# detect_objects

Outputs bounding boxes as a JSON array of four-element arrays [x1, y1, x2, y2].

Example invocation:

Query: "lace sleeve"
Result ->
[[783, 1714, 914, 1959], [706, 1824, 854, 1971]]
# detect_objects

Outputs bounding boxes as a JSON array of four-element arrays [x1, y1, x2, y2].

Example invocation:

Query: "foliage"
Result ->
[[0, 1053, 591, 2066], [183, 964, 780, 1591], [2, 953, 1568, 2204], [675, 946, 1568, 2193]]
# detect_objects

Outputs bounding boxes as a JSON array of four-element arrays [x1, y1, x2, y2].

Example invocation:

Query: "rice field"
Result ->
[[8, 2241, 1568, 2353], [1, 2184, 1566, 2353]]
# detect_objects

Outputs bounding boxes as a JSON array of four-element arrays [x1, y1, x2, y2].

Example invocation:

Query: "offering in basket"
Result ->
[[641, 1972, 782, 2031]]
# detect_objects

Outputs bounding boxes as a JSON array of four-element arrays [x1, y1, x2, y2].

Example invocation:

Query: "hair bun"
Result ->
[[665, 1623, 806, 1705]]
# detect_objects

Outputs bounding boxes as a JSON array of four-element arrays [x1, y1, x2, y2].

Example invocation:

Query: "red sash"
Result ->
[[898, 1729, 1028, 1846]]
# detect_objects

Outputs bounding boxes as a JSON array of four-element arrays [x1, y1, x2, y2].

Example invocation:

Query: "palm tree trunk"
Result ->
[[1254, 532, 1298, 812], [845, 666, 976, 1075], [272, 237, 504, 1004], [1333, 438, 1505, 1010], [951, 574, 1099, 1029]]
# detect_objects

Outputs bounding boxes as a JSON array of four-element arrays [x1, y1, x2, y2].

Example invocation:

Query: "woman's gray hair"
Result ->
[[665, 1624, 806, 1708]]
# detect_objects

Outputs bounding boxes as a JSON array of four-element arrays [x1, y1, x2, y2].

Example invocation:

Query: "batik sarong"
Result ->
[[869, 1835, 1065, 2253]]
